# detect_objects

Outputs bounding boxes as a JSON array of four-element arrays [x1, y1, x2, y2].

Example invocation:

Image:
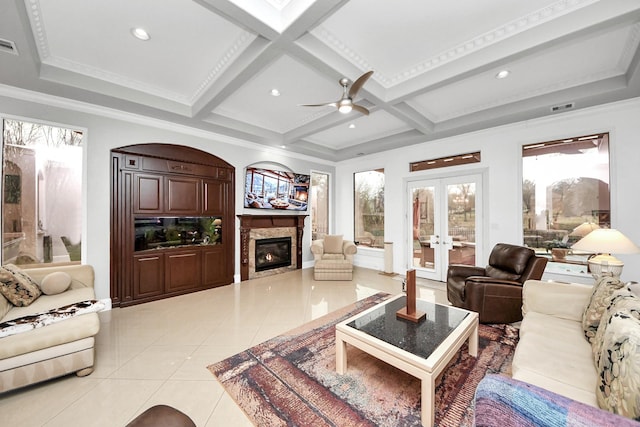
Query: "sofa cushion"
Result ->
[[582, 275, 624, 344], [522, 280, 592, 322], [323, 235, 343, 254], [0, 293, 10, 322], [2, 287, 97, 323], [595, 307, 640, 419], [0, 311, 100, 360], [485, 265, 520, 281], [0, 300, 104, 339], [40, 272, 72, 295], [512, 311, 598, 406], [487, 243, 534, 275], [592, 287, 640, 367], [0, 264, 42, 307]]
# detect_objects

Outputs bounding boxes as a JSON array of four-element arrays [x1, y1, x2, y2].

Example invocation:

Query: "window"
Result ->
[[522, 133, 610, 274], [354, 169, 384, 248], [311, 172, 329, 241], [2, 119, 83, 266]]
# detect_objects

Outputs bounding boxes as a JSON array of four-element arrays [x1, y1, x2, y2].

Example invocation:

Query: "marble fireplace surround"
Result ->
[[237, 215, 307, 281]]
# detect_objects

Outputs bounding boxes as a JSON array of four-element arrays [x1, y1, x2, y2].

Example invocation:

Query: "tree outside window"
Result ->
[[311, 172, 329, 241], [2, 119, 83, 266], [354, 169, 384, 248], [522, 133, 610, 274]]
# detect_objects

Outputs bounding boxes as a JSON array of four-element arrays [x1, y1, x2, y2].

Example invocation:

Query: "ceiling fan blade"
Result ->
[[351, 104, 370, 116], [300, 102, 338, 108], [348, 71, 373, 98]]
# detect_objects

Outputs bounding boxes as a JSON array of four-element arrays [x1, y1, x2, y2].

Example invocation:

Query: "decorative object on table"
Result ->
[[208, 292, 518, 427], [396, 269, 426, 322], [571, 228, 640, 279]]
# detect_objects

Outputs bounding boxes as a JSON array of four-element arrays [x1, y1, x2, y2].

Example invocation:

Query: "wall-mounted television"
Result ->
[[244, 167, 309, 211]]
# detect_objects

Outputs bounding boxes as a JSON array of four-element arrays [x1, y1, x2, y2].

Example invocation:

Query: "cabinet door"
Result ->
[[202, 245, 227, 287], [134, 174, 163, 213], [165, 249, 202, 292], [165, 176, 200, 214], [133, 253, 165, 299], [202, 179, 225, 215]]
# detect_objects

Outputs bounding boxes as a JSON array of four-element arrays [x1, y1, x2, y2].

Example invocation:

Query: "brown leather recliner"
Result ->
[[446, 243, 548, 324]]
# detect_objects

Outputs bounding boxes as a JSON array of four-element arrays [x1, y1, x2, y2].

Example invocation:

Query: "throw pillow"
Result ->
[[0, 264, 42, 307], [592, 287, 640, 366], [595, 307, 640, 419], [582, 275, 624, 344], [323, 235, 344, 254], [40, 271, 72, 295]]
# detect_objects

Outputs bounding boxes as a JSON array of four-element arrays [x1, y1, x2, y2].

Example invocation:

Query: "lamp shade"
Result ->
[[569, 222, 600, 237], [571, 228, 640, 254]]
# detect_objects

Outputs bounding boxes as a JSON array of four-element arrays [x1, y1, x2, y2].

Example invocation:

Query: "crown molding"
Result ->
[[313, 0, 599, 88], [0, 83, 336, 165]]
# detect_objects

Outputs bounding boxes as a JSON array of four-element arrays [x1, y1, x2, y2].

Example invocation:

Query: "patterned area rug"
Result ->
[[208, 293, 519, 427]]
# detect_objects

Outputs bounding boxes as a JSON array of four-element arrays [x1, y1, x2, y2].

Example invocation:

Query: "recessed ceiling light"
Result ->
[[270, 89, 280, 97], [348, 123, 355, 129], [131, 28, 150, 41], [280, 145, 286, 148], [495, 70, 510, 79]]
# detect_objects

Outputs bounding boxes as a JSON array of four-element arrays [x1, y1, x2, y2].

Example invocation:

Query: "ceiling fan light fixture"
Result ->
[[338, 99, 353, 114], [131, 28, 150, 41]]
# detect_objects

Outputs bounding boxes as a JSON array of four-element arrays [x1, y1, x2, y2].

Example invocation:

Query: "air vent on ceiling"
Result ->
[[550, 102, 574, 112], [0, 38, 18, 55]]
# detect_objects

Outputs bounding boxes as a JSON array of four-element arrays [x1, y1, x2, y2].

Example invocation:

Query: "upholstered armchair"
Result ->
[[311, 235, 357, 280], [446, 243, 547, 323]]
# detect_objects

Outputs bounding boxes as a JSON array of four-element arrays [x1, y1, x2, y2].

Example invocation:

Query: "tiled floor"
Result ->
[[0, 267, 448, 426]]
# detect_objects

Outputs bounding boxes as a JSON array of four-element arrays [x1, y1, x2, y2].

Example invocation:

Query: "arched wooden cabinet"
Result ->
[[111, 144, 235, 306]]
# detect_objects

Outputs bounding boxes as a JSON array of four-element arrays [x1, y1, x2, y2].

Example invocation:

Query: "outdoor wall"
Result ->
[[0, 91, 334, 300], [335, 97, 640, 283]]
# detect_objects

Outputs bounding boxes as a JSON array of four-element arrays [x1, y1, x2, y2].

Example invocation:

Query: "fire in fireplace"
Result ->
[[255, 237, 292, 272]]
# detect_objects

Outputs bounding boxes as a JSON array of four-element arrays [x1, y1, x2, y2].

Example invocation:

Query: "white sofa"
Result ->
[[0, 264, 101, 393], [511, 278, 640, 421], [511, 279, 598, 405]]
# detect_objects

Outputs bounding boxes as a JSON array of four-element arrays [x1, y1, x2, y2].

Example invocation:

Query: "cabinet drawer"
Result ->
[[165, 250, 202, 292]]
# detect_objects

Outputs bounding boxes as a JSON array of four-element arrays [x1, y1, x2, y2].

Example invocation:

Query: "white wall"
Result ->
[[1, 90, 639, 299], [0, 91, 335, 299], [336, 97, 640, 283]]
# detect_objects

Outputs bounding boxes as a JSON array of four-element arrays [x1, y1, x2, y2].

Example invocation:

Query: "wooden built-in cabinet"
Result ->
[[111, 144, 235, 307]]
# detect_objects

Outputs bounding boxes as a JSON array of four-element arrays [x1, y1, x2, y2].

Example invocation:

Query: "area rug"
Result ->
[[208, 293, 519, 427]]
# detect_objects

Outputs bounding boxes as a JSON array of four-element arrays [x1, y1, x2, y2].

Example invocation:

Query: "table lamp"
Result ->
[[571, 228, 640, 279], [569, 222, 600, 237]]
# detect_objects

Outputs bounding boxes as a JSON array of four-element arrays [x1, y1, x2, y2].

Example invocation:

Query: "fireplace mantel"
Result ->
[[237, 214, 307, 281]]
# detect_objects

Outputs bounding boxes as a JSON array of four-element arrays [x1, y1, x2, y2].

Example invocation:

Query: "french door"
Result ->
[[408, 174, 482, 281]]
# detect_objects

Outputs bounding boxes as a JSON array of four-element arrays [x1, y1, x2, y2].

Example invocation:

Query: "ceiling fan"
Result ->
[[301, 70, 373, 115]]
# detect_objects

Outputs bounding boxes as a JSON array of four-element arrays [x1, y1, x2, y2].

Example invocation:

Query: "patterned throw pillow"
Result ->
[[592, 287, 640, 366], [595, 307, 640, 419], [0, 264, 42, 307], [582, 275, 624, 344]]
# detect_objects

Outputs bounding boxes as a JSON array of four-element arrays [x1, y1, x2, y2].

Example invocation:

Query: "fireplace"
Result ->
[[237, 215, 307, 281], [255, 237, 292, 272]]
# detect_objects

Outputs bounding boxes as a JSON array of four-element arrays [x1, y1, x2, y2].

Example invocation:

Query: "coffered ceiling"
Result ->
[[0, 0, 639, 161]]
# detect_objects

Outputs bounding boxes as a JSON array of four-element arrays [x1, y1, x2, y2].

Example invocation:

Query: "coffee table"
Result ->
[[335, 294, 479, 427]]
